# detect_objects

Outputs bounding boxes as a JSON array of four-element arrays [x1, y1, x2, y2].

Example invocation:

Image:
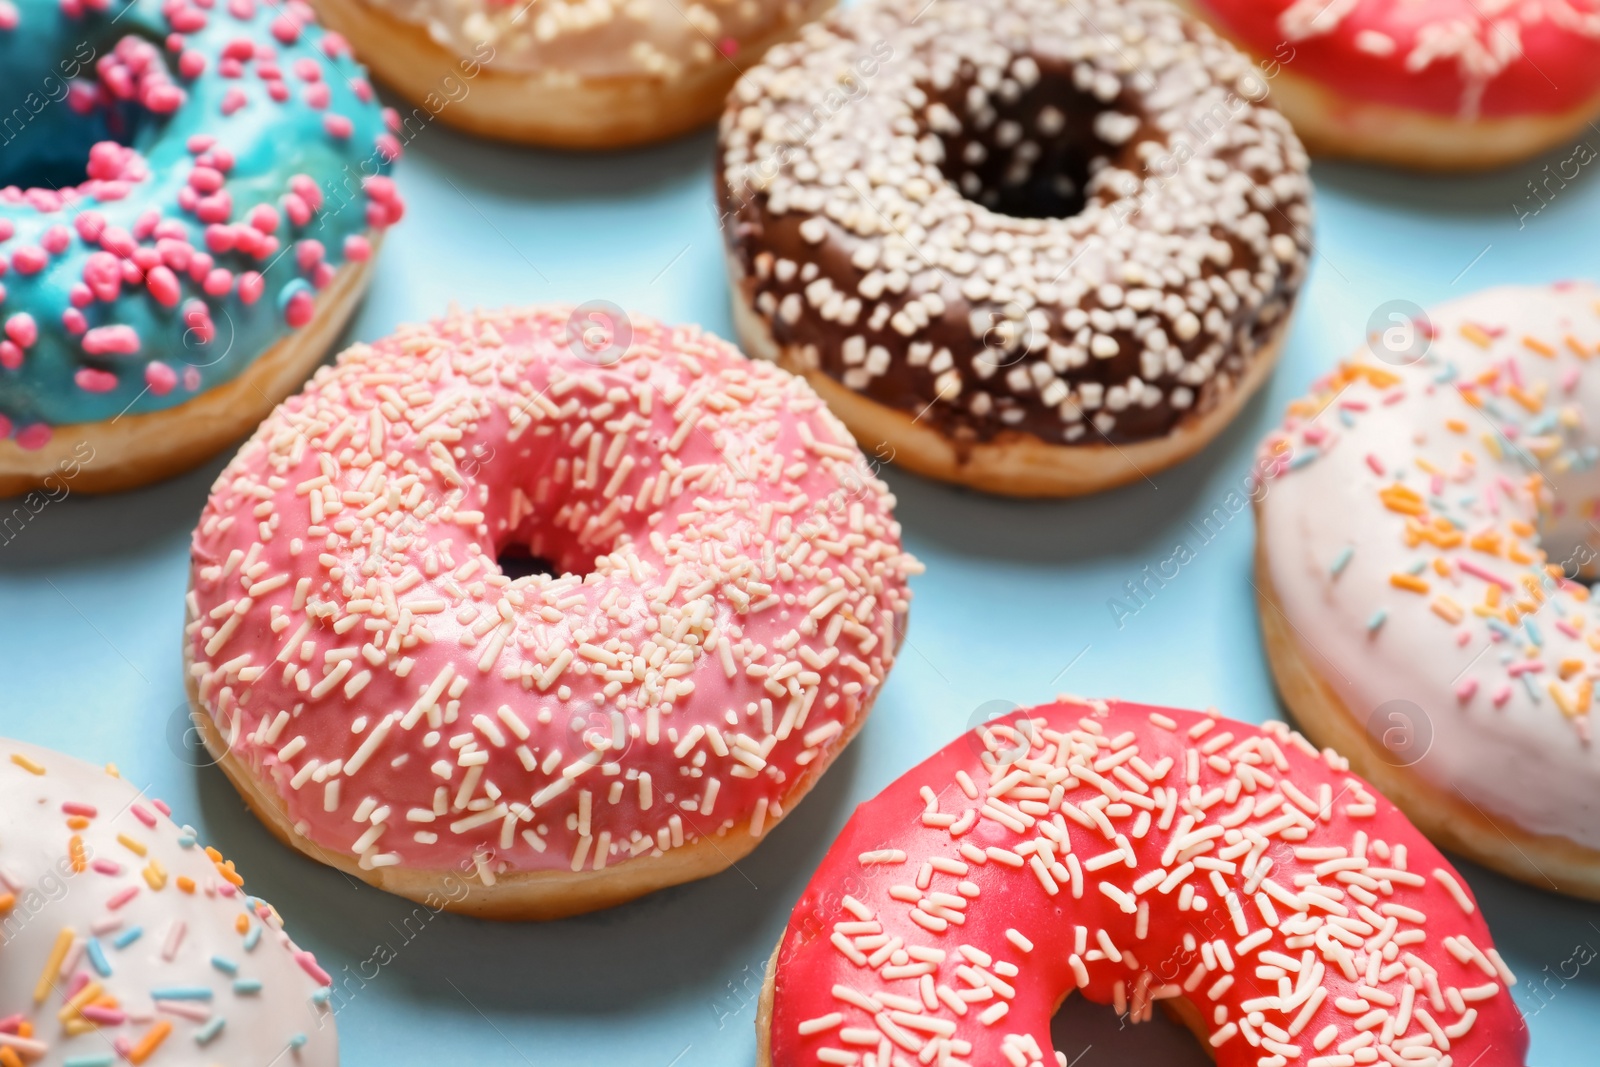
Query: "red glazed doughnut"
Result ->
[[1177, 0, 1600, 169], [184, 305, 920, 920], [758, 698, 1527, 1066]]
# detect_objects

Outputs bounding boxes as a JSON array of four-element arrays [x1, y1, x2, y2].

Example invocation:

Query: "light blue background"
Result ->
[[3, 113, 1598, 1064]]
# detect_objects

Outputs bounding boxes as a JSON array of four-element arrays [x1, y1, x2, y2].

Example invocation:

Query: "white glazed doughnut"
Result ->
[[1255, 281, 1600, 900], [0, 737, 336, 1066]]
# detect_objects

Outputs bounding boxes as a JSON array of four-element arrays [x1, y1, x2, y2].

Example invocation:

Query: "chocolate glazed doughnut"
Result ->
[[717, 0, 1314, 497]]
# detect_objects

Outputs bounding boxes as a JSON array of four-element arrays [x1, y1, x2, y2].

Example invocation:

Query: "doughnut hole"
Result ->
[[494, 548, 559, 581], [468, 382, 689, 583], [921, 55, 1136, 218], [1049, 991, 1210, 1064], [0, 34, 167, 191], [1528, 421, 1600, 584], [1531, 474, 1600, 585], [487, 463, 615, 582], [0, 103, 139, 192]]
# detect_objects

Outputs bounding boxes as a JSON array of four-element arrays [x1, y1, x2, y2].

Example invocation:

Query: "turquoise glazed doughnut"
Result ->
[[0, 0, 403, 494]]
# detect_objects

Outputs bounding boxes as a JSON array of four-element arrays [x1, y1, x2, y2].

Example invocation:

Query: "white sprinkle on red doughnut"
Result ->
[[767, 698, 1525, 1066]]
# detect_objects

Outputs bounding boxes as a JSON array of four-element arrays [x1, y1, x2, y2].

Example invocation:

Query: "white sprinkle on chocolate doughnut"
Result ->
[[717, 0, 1312, 486]]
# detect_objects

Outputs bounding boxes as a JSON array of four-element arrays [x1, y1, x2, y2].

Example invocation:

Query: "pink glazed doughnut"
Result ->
[[1177, 0, 1600, 170], [758, 698, 1528, 1067], [184, 305, 920, 920]]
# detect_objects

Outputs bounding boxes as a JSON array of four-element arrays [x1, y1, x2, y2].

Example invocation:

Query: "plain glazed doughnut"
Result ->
[[0, 0, 403, 497], [185, 305, 920, 920], [718, 0, 1312, 497], [1177, 0, 1600, 170], [1255, 282, 1600, 900], [0, 736, 336, 1066], [309, 0, 835, 148], [758, 698, 1527, 1067]]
